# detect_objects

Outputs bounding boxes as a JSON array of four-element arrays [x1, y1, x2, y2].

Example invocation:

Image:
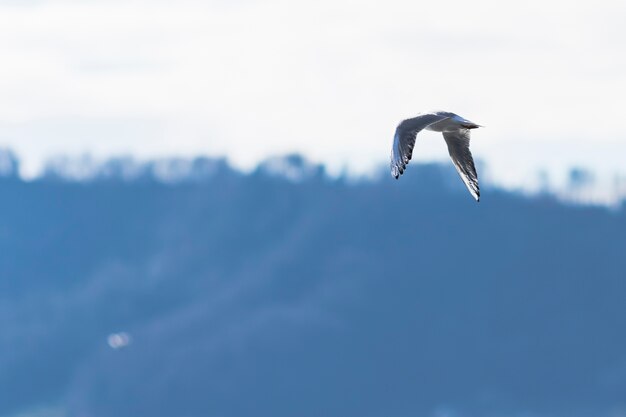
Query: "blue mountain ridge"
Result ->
[[0, 152, 624, 417]]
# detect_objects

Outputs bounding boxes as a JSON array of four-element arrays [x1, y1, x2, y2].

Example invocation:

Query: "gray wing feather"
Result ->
[[390, 113, 450, 179], [442, 130, 480, 202]]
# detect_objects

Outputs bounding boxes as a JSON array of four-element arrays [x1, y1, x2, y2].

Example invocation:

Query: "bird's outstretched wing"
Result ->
[[443, 129, 480, 202], [391, 113, 450, 179]]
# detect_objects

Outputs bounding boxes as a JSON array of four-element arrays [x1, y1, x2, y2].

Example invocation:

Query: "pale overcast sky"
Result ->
[[0, 0, 625, 188]]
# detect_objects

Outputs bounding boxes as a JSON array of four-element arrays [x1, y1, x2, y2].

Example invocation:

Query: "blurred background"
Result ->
[[0, 1, 625, 416]]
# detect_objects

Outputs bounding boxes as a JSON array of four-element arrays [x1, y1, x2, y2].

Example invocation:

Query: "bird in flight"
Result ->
[[390, 111, 482, 202]]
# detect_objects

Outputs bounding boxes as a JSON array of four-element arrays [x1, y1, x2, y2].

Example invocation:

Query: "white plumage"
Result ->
[[391, 111, 482, 202]]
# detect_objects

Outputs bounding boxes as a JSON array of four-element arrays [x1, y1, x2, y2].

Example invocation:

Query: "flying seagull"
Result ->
[[391, 111, 482, 202]]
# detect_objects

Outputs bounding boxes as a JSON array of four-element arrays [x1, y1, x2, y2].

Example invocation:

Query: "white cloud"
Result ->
[[0, 0, 625, 186]]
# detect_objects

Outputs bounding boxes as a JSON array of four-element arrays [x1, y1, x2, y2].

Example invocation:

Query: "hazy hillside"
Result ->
[[0, 154, 625, 417]]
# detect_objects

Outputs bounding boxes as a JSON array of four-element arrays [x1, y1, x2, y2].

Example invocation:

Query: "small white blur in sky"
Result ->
[[0, 0, 625, 189], [107, 332, 131, 350]]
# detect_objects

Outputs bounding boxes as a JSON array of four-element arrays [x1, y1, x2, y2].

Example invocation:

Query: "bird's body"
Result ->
[[390, 110, 482, 202]]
